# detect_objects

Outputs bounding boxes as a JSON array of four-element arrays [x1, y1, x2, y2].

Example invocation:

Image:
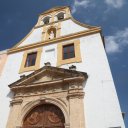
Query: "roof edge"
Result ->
[[39, 6, 70, 16], [0, 49, 9, 54]]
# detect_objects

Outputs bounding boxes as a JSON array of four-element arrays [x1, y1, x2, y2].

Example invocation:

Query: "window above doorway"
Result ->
[[25, 52, 37, 67], [57, 40, 82, 66], [63, 44, 75, 60], [19, 48, 42, 73]]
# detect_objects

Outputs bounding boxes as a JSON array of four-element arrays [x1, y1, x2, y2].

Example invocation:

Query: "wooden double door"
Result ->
[[22, 104, 65, 128]]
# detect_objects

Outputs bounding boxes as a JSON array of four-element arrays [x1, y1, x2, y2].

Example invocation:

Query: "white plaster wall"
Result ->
[[60, 34, 125, 128], [40, 44, 57, 67], [61, 19, 88, 36], [0, 51, 35, 128], [18, 27, 43, 47], [78, 34, 125, 128], [0, 52, 23, 128], [18, 19, 88, 48], [0, 33, 125, 127]]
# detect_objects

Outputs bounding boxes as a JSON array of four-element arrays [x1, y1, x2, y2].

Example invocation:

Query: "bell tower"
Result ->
[[35, 6, 71, 41]]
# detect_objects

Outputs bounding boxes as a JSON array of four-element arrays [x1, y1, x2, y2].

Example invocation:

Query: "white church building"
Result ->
[[0, 6, 125, 128]]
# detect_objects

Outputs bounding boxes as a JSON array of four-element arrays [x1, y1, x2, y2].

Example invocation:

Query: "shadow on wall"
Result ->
[[7, 91, 14, 99]]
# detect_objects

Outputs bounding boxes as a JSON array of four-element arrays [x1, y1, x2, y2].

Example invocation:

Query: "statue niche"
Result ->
[[48, 27, 56, 39]]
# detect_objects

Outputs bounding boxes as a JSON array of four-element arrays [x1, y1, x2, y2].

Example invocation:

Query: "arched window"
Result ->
[[48, 27, 56, 39], [57, 12, 65, 20], [43, 16, 51, 24]]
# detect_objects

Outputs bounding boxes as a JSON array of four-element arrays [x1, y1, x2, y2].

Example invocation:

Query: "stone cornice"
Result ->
[[9, 66, 88, 88], [8, 27, 101, 54], [10, 76, 85, 91], [68, 90, 85, 99], [10, 99, 23, 105]]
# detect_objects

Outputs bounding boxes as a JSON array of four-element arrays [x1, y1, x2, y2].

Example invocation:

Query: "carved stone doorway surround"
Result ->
[[7, 66, 88, 128]]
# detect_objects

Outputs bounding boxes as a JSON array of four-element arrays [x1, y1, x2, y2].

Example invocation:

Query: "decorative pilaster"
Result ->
[[68, 82, 85, 128], [6, 99, 23, 128]]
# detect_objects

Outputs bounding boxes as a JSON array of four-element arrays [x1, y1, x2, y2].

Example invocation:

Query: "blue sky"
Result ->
[[0, 0, 127, 127]]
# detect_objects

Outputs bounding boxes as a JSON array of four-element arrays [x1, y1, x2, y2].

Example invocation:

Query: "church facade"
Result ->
[[0, 6, 125, 128]]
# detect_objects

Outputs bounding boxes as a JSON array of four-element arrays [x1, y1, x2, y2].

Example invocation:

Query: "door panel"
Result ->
[[22, 104, 65, 128]]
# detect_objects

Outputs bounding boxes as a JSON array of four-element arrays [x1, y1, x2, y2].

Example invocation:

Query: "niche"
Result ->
[[47, 27, 56, 39]]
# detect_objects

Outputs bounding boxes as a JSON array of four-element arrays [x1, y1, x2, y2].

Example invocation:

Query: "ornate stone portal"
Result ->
[[7, 66, 88, 128]]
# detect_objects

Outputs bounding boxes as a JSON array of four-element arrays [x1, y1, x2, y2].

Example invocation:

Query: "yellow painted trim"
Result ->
[[12, 28, 35, 48], [35, 17, 70, 29], [57, 39, 82, 66], [35, 15, 95, 30], [8, 27, 101, 54], [19, 48, 42, 73], [54, 10, 66, 19], [39, 6, 69, 16], [37, 6, 69, 28], [56, 22, 61, 38], [45, 22, 61, 40], [71, 16, 97, 29], [45, 26, 51, 40], [51, 12, 55, 23], [66, 8, 70, 18], [42, 26, 46, 41]]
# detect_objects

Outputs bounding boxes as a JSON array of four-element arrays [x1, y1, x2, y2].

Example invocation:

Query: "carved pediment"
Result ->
[[9, 66, 88, 91]]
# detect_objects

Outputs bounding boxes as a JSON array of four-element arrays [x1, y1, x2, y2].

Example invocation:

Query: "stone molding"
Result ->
[[7, 66, 88, 128], [10, 99, 23, 106], [9, 66, 88, 88]]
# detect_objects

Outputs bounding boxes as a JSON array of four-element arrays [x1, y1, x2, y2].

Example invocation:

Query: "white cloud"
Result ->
[[72, 0, 92, 13], [105, 36, 120, 53], [105, 0, 124, 8], [72, 0, 124, 14], [105, 28, 128, 54]]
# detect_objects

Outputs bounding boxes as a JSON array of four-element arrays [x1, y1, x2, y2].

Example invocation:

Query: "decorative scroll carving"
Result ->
[[48, 107, 61, 123], [27, 112, 40, 125], [22, 104, 65, 128]]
